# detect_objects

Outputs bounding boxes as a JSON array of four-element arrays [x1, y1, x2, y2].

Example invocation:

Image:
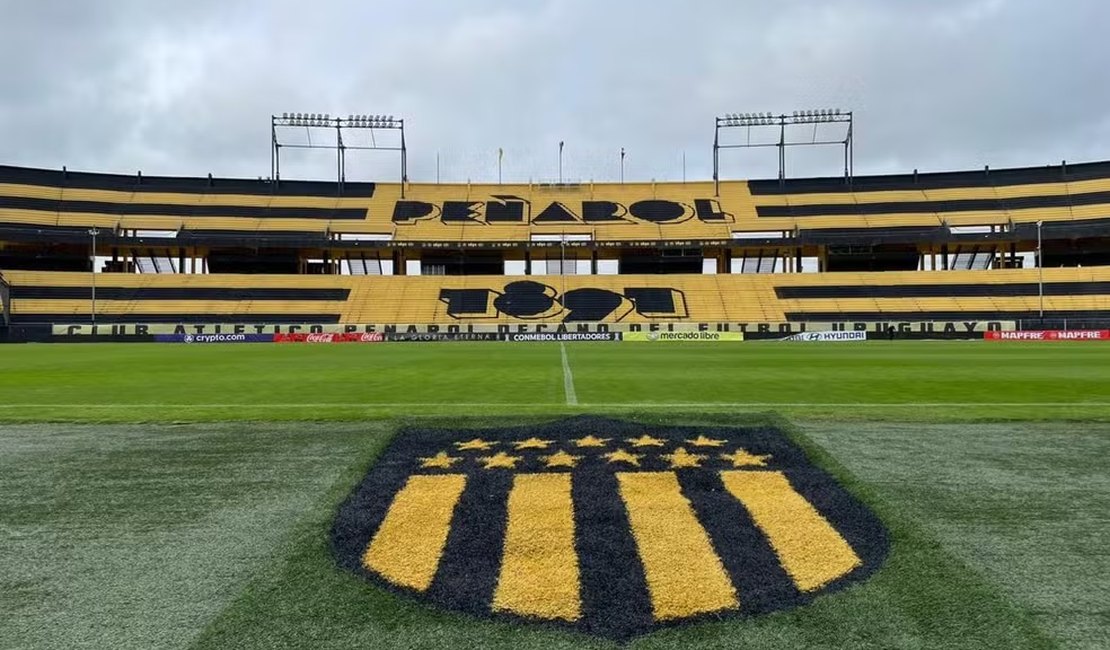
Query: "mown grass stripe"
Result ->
[[0, 402, 1106, 408]]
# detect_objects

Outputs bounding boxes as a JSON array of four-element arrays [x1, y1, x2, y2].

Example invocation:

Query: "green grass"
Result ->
[[1, 341, 1108, 649], [1, 341, 1109, 422]]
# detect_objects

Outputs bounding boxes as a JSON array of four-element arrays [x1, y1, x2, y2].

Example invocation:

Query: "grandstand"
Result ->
[[1, 158, 1109, 339]]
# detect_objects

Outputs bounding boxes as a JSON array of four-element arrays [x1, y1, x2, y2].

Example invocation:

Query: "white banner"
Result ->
[[782, 331, 867, 342]]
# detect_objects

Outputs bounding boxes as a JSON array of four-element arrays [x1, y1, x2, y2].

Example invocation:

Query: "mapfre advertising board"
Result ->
[[985, 330, 1110, 341]]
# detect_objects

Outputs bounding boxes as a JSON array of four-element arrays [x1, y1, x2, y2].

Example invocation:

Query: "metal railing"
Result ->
[[0, 271, 9, 327]]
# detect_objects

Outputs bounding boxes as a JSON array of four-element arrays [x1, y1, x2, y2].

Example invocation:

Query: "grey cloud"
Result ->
[[0, 0, 1107, 184]]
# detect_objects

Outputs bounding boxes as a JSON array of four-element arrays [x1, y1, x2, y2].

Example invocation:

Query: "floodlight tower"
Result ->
[[712, 109, 853, 195], [271, 112, 408, 196]]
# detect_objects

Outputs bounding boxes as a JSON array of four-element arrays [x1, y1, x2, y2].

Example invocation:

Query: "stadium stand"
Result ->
[[4, 160, 1110, 239], [2, 159, 1110, 335], [2, 267, 1107, 325]]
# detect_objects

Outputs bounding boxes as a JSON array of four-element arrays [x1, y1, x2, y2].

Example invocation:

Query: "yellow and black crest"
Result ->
[[331, 417, 888, 640]]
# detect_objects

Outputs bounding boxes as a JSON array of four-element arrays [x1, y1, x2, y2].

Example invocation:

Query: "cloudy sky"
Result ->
[[1, 0, 1108, 185]]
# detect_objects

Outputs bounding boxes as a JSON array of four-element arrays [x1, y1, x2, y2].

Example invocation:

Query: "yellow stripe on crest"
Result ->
[[363, 473, 467, 591], [720, 470, 862, 592], [493, 473, 581, 621], [617, 472, 738, 620]]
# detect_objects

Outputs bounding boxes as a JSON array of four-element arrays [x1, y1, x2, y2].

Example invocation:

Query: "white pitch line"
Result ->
[[560, 343, 578, 406], [0, 402, 1107, 409]]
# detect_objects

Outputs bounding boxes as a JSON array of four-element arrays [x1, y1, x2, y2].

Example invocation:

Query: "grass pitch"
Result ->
[[1, 341, 1108, 649]]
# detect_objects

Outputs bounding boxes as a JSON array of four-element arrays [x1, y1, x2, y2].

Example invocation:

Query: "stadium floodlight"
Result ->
[[714, 106, 855, 194]]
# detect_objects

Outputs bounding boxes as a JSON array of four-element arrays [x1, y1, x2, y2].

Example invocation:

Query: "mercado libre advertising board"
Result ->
[[781, 331, 867, 342], [984, 330, 1110, 341], [624, 331, 744, 342]]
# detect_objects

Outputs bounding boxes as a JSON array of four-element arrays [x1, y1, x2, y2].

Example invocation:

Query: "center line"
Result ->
[[560, 343, 578, 406]]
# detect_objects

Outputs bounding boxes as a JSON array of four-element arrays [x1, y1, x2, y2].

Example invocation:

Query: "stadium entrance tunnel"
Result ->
[[331, 416, 889, 641]]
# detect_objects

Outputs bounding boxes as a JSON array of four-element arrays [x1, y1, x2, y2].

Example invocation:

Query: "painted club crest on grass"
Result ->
[[331, 416, 888, 640]]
